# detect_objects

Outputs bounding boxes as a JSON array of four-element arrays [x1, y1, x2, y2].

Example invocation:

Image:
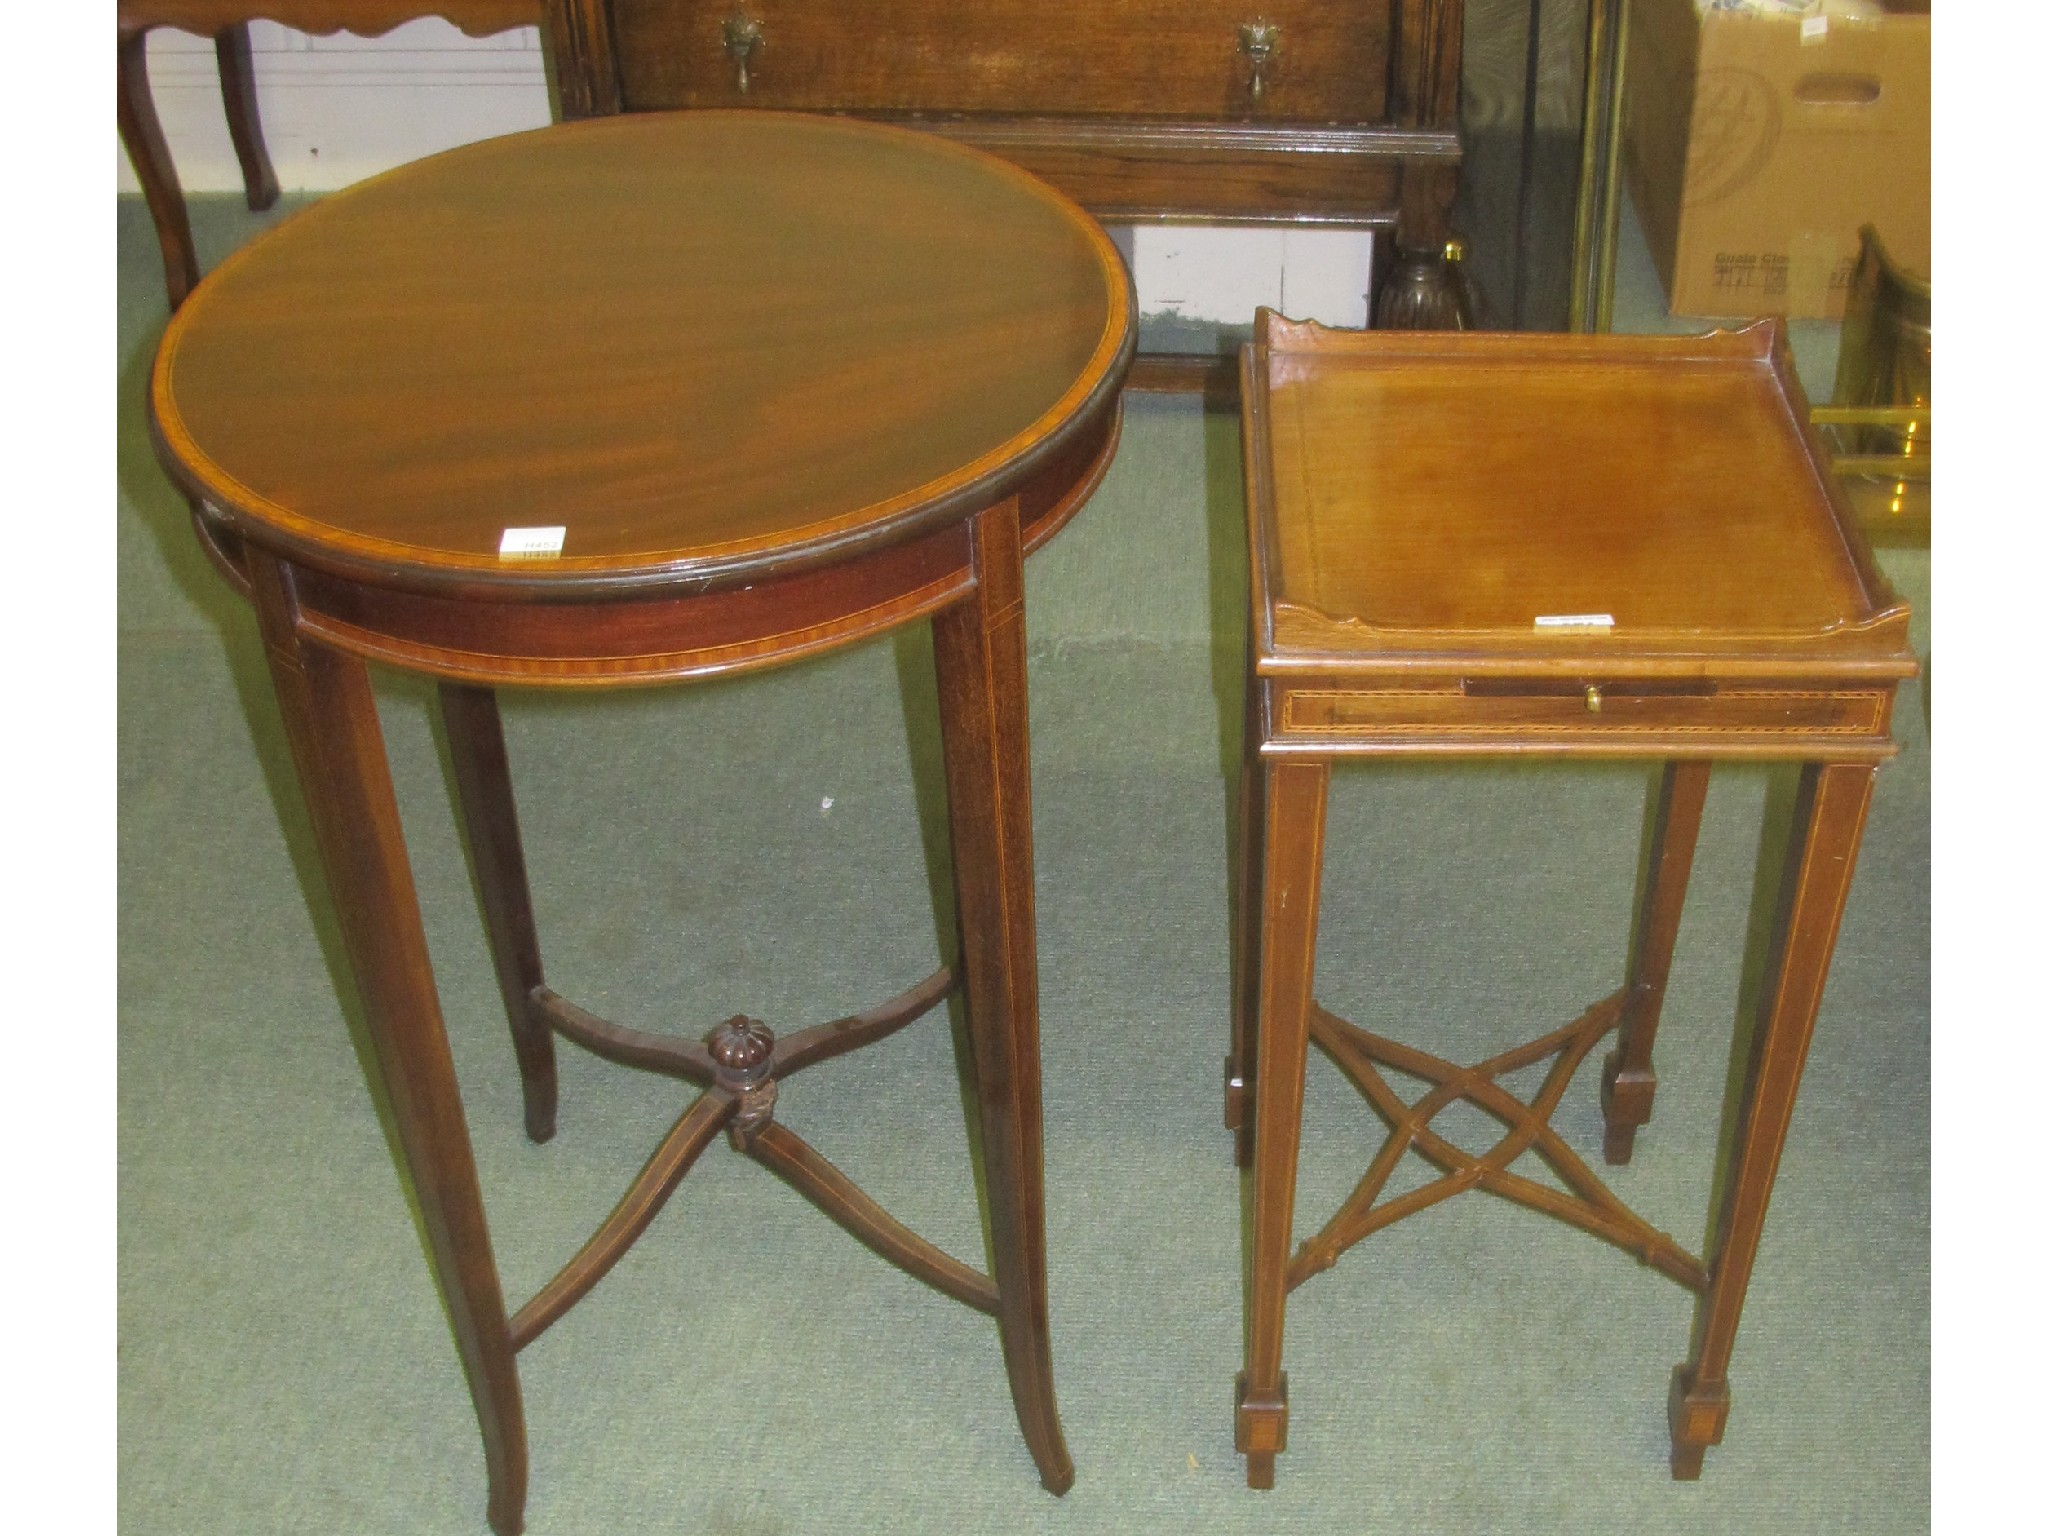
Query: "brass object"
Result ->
[[722, 12, 763, 94], [1831, 225, 1931, 458], [1376, 238, 1474, 330], [1585, 684, 1603, 714], [1569, 0, 1630, 332], [1810, 406, 1930, 481], [1814, 226, 1931, 546], [1239, 20, 1280, 103]]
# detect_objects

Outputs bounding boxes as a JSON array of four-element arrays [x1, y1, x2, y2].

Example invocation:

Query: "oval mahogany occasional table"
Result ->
[[149, 109, 1134, 1535]]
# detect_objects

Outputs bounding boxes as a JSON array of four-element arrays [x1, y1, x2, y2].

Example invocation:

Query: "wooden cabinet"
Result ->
[[603, 1, 1395, 121], [544, 0, 1471, 341]]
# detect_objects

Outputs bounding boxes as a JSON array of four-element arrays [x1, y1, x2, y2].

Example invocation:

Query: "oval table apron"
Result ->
[[148, 110, 1135, 1535]]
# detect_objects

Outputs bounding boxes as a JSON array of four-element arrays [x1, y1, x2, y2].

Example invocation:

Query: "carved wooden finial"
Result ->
[[709, 1015, 778, 1147], [710, 1014, 773, 1080]]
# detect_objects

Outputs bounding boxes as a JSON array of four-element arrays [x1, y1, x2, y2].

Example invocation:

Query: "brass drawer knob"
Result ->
[[1585, 685, 1603, 713], [1239, 20, 1279, 103], [723, 12, 763, 94]]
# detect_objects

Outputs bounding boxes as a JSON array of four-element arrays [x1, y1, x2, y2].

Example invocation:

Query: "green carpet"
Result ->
[[119, 193, 1928, 1534]]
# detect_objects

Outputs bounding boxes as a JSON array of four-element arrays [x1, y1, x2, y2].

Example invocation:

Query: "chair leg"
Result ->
[[117, 26, 201, 310], [1602, 761, 1711, 1163], [215, 25, 280, 211], [1670, 761, 1877, 1479], [248, 556, 528, 1536], [931, 495, 1074, 1496], [1237, 757, 1328, 1489], [439, 682, 559, 1144]]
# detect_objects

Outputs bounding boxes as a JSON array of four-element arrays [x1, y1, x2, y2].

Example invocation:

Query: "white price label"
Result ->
[[498, 526, 567, 557]]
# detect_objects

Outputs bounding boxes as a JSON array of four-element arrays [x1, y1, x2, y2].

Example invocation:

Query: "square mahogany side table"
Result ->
[[1226, 314, 1915, 1487]]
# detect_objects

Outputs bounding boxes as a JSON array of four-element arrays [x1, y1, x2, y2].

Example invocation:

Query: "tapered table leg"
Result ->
[[1669, 761, 1877, 1479], [1225, 650, 1269, 1168], [1602, 761, 1711, 1163], [215, 25, 280, 212], [440, 682, 559, 1144], [118, 26, 201, 311], [1237, 756, 1328, 1489], [931, 496, 1074, 1496], [250, 558, 528, 1536]]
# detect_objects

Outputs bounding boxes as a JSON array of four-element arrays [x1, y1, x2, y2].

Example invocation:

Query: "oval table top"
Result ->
[[150, 110, 1134, 595]]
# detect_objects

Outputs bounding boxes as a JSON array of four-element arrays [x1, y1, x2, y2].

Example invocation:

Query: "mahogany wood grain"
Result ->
[[907, 123, 1421, 226], [190, 401, 1119, 688], [1232, 311, 1914, 1488], [117, 2, 542, 308], [768, 965, 956, 1078], [1258, 328, 1877, 645], [153, 112, 1131, 593], [745, 1122, 1002, 1316], [1301, 997, 1708, 1294], [1601, 761, 1712, 1164], [438, 682, 558, 1142], [528, 963, 957, 1091], [1669, 761, 1878, 1478], [246, 550, 529, 1534], [214, 25, 280, 213], [1129, 352, 1239, 406], [119, 24, 202, 310], [601, 1, 1395, 120], [931, 496, 1074, 1495], [151, 111, 1130, 1529], [507, 1088, 736, 1351], [529, 986, 717, 1084], [1224, 618, 1268, 1168], [1235, 756, 1326, 1491], [1244, 318, 1914, 715]]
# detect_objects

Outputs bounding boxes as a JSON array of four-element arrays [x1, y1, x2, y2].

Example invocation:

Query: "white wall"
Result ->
[[119, 21, 1376, 327], [117, 21, 553, 193]]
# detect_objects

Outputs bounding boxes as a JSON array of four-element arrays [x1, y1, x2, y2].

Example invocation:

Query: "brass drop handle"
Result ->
[[1585, 685, 1603, 713], [1239, 20, 1279, 103], [723, 13, 763, 94]]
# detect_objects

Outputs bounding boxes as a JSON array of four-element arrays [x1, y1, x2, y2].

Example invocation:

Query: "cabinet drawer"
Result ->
[[610, 1, 1393, 121], [1281, 681, 1891, 745]]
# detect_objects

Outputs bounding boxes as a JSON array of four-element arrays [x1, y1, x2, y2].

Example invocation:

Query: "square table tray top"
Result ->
[[1241, 314, 1915, 759]]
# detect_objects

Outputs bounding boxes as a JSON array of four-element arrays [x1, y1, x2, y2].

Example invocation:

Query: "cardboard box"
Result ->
[[1624, 0, 1929, 319]]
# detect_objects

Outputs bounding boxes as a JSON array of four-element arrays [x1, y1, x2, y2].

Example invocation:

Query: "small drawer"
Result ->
[[1281, 680, 1890, 743], [609, 1, 1393, 121]]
